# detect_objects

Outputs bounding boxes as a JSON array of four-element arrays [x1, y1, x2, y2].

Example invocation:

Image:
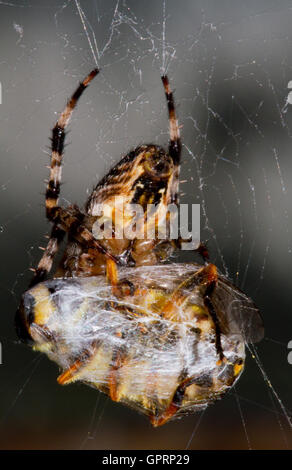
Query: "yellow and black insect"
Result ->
[[15, 70, 264, 426]]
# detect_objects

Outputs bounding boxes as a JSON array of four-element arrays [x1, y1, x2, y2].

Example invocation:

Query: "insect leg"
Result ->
[[149, 375, 198, 427], [106, 257, 124, 296], [161, 263, 225, 361], [161, 263, 217, 319], [203, 280, 225, 363], [46, 69, 99, 221], [57, 358, 86, 385], [57, 342, 99, 385], [151, 369, 222, 427], [108, 348, 126, 402]]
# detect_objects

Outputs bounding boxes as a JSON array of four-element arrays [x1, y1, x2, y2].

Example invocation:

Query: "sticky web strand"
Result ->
[[234, 386, 252, 450], [184, 409, 206, 450], [79, 394, 103, 450], [0, 356, 42, 426], [267, 389, 289, 449], [74, 0, 99, 67], [247, 343, 292, 431]]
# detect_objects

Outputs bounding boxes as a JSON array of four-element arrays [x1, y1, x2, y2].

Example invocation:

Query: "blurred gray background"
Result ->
[[0, 0, 292, 449]]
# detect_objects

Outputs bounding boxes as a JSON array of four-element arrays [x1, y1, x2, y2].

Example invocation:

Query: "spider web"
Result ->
[[0, 0, 292, 450]]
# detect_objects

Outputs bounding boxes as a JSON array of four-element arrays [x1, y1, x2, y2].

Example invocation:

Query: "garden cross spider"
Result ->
[[16, 68, 199, 336], [16, 70, 264, 426], [35, 69, 186, 283]]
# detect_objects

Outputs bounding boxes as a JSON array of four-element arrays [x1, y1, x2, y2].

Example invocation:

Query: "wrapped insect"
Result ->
[[17, 263, 263, 426]]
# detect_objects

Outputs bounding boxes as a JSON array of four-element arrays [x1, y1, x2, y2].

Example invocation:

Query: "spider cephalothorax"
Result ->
[[58, 143, 181, 277], [16, 70, 264, 426]]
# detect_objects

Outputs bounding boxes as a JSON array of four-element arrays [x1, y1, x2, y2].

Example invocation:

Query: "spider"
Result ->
[[16, 68, 202, 338], [16, 70, 264, 426]]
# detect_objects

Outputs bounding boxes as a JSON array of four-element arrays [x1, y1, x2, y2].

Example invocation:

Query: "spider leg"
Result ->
[[174, 237, 210, 263], [43, 67, 125, 285], [49, 205, 121, 265], [161, 75, 181, 166], [46, 69, 99, 221], [29, 225, 65, 288], [51, 204, 129, 291], [195, 241, 210, 262], [161, 77, 209, 262], [26, 70, 99, 288], [161, 263, 225, 361]]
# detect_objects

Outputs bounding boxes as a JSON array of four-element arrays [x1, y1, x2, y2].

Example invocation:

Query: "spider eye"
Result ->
[[144, 152, 174, 179]]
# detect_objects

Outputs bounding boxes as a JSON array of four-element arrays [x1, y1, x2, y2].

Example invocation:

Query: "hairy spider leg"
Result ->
[[49, 205, 120, 265], [174, 237, 210, 263], [163, 76, 210, 261], [29, 69, 99, 287], [161, 76, 210, 262], [45, 68, 99, 219], [32, 69, 125, 284], [29, 225, 65, 288], [45, 68, 122, 287], [161, 75, 181, 166]]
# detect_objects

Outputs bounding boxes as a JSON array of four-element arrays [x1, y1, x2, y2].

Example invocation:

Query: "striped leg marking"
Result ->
[[29, 225, 65, 287], [161, 75, 181, 165], [29, 70, 99, 286], [46, 69, 99, 220]]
